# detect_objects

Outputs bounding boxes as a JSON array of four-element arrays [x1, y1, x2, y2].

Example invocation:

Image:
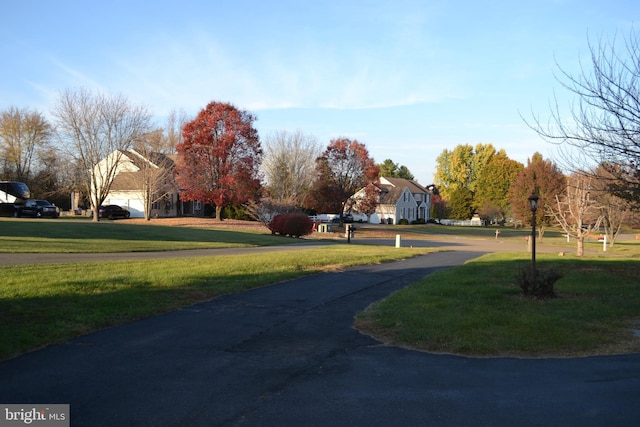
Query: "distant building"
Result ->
[[351, 177, 433, 224], [94, 150, 204, 218]]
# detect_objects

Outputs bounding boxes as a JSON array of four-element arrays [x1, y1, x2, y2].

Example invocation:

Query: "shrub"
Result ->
[[517, 267, 562, 300], [268, 213, 313, 237], [398, 218, 409, 225], [223, 205, 252, 220], [411, 218, 426, 224]]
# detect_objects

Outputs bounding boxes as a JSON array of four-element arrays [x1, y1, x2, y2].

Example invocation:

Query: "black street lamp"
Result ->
[[528, 193, 539, 283]]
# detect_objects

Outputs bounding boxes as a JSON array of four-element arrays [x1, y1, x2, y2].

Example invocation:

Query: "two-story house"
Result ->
[[351, 177, 433, 224]]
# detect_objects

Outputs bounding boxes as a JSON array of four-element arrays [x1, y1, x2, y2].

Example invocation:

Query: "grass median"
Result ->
[[356, 252, 640, 357], [0, 244, 434, 360]]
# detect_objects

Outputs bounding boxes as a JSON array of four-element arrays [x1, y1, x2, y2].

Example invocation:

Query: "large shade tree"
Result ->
[[434, 143, 498, 200], [175, 101, 262, 220], [51, 88, 152, 221], [474, 152, 523, 223], [306, 138, 379, 215]]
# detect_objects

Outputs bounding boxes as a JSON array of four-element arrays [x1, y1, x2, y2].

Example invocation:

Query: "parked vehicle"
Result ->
[[331, 214, 354, 223], [0, 181, 30, 203], [99, 205, 130, 219], [0, 180, 30, 217], [351, 213, 368, 223], [16, 199, 60, 218], [98, 205, 130, 219]]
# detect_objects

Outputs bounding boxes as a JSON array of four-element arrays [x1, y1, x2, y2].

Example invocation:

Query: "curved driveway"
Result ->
[[1, 237, 638, 426]]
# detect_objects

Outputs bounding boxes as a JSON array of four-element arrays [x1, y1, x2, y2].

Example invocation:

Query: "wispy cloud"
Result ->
[[95, 25, 470, 115], [49, 57, 108, 93]]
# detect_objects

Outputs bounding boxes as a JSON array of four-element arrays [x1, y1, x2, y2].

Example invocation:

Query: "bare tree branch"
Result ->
[[51, 88, 151, 221], [527, 28, 640, 204]]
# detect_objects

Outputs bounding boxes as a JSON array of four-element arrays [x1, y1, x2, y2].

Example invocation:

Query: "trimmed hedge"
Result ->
[[268, 213, 314, 237]]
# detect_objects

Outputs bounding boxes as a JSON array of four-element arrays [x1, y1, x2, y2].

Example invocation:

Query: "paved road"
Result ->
[[0, 232, 577, 266], [1, 240, 639, 426], [0, 241, 333, 266]]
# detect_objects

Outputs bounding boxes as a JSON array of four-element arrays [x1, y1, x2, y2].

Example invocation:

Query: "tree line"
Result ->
[[432, 142, 633, 255], [0, 93, 406, 223], [2, 27, 640, 255]]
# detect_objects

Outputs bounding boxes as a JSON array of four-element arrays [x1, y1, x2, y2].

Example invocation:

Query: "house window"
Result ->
[[194, 200, 202, 211]]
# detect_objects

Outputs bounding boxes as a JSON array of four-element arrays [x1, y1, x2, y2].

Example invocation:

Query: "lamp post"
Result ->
[[528, 193, 539, 283]]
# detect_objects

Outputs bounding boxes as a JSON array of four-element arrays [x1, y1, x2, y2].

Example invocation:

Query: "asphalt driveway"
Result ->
[[1, 244, 639, 426]]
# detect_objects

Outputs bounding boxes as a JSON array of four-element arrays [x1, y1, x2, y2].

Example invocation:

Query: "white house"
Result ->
[[94, 150, 188, 218], [351, 177, 433, 224]]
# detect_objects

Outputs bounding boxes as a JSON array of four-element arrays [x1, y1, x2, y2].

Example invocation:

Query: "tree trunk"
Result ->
[[216, 205, 223, 221], [576, 237, 584, 257], [91, 198, 100, 222]]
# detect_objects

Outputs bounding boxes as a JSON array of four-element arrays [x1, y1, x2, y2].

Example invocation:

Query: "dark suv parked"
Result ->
[[17, 199, 60, 218], [98, 205, 130, 219]]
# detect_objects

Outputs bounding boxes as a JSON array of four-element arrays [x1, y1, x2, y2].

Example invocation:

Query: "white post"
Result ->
[[395, 234, 401, 248], [603, 234, 607, 252]]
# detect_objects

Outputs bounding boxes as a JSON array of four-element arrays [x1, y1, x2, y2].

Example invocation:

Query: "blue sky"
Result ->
[[1, 1, 637, 183]]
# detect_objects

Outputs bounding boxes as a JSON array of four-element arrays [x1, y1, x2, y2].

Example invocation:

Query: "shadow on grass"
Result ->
[[0, 267, 307, 360]]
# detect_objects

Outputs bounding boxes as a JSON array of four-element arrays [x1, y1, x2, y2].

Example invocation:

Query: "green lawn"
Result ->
[[0, 218, 290, 252], [3, 218, 639, 360], [0, 238, 433, 360], [356, 252, 640, 357]]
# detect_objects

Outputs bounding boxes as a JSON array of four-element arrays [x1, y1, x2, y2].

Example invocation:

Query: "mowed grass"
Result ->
[[356, 252, 640, 357], [0, 244, 434, 360], [4, 218, 640, 360], [0, 218, 289, 252]]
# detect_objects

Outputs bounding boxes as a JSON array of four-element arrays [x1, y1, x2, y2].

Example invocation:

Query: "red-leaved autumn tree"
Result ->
[[175, 102, 262, 220], [306, 138, 379, 216], [508, 152, 565, 239]]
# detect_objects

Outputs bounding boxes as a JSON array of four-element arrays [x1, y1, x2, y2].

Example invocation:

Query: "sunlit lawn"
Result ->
[[0, 245, 433, 360], [0, 218, 290, 252], [3, 217, 639, 360], [356, 251, 640, 357]]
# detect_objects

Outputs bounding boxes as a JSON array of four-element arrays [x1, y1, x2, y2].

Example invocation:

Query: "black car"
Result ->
[[98, 205, 130, 219], [17, 199, 60, 218], [331, 214, 354, 223]]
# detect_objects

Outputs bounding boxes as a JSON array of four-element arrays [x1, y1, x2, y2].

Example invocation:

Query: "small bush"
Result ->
[[268, 213, 313, 237], [223, 205, 252, 220], [398, 218, 409, 225], [517, 267, 562, 300], [411, 218, 426, 224]]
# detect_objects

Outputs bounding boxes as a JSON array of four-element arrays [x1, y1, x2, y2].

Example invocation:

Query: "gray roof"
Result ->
[[376, 177, 430, 205]]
